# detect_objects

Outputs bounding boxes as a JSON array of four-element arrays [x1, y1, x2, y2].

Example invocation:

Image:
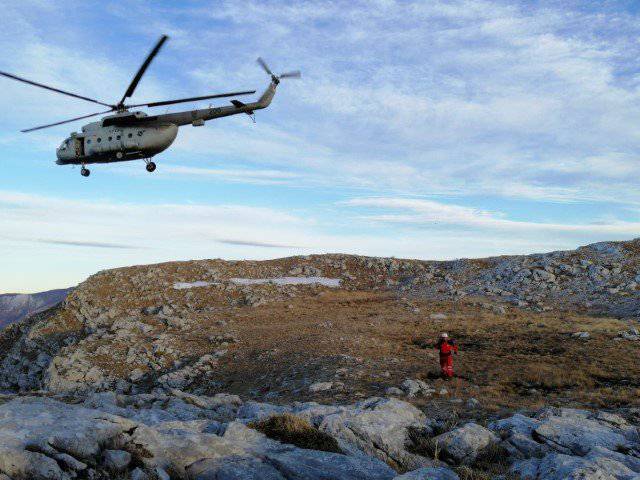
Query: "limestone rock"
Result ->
[[512, 451, 638, 480], [533, 409, 632, 456], [433, 422, 499, 465], [309, 381, 334, 392], [393, 466, 460, 479], [103, 449, 132, 472], [318, 397, 429, 470], [400, 379, 435, 398]]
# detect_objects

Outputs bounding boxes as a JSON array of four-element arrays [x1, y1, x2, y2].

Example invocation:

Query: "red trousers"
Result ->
[[440, 353, 454, 378]]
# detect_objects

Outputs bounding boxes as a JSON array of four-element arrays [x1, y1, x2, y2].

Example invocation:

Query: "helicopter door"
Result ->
[[73, 137, 85, 158]]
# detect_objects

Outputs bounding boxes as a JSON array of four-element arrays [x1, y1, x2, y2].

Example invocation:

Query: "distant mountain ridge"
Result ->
[[0, 288, 71, 329]]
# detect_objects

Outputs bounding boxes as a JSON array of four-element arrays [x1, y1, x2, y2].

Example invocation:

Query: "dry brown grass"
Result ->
[[407, 426, 441, 460], [508, 363, 593, 392], [17, 258, 639, 413], [249, 413, 342, 453], [66, 289, 640, 410]]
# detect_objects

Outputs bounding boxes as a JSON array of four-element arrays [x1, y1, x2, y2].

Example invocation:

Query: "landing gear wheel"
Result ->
[[80, 167, 90, 177], [146, 161, 156, 173]]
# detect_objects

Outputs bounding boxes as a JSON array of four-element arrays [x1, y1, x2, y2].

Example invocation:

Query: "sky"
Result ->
[[1, 0, 640, 293]]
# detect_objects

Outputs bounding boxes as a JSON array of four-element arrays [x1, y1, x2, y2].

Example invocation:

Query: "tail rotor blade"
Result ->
[[256, 57, 274, 76], [279, 70, 301, 79]]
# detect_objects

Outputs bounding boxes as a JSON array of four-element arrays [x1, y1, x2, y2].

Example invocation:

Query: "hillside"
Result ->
[[0, 288, 71, 330], [1, 239, 639, 408], [0, 239, 639, 479]]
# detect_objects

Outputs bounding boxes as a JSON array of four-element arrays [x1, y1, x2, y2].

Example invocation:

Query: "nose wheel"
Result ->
[[80, 167, 90, 177], [145, 160, 156, 173]]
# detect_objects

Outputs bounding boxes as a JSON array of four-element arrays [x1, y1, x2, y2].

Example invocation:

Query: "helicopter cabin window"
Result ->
[[128, 133, 133, 138], [97, 138, 102, 143], [108, 136, 112, 141], [87, 139, 91, 144], [116, 135, 121, 140]]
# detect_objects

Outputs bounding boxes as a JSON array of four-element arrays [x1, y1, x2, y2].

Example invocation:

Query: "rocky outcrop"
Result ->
[[488, 407, 640, 479], [0, 388, 637, 480], [0, 393, 436, 480]]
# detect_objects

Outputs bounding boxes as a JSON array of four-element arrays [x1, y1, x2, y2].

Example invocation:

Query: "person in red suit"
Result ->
[[435, 333, 458, 379]]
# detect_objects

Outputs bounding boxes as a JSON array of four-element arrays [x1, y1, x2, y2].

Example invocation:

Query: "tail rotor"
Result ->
[[257, 57, 301, 85]]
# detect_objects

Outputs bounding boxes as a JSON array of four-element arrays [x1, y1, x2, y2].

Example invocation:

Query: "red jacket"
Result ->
[[436, 339, 458, 356]]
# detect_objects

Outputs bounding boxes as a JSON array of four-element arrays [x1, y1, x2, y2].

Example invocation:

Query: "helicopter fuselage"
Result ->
[[55, 81, 277, 166], [56, 121, 178, 165]]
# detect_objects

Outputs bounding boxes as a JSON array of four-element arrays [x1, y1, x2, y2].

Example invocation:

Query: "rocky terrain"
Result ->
[[0, 389, 638, 479], [0, 288, 71, 329], [0, 238, 639, 479]]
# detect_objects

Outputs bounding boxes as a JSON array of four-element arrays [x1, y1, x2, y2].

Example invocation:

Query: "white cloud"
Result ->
[[344, 197, 640, 236], [1, 189, 592, 293], [160, 164, 301, 185]]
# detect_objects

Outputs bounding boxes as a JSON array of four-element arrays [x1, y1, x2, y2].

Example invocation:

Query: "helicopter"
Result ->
[[0, 35, 300, 177]]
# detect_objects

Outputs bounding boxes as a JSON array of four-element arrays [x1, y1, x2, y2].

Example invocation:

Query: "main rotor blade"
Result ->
[[21, 110, 112, 133], [0, 71, 114, 108], [127, 90, 256, 108], [119, 35, 168, 105], [256, 57, 273, 76], [279, 70, 301, 79]]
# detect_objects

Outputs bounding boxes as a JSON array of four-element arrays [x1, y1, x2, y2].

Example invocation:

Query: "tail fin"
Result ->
[[255, 82, 277, 109]]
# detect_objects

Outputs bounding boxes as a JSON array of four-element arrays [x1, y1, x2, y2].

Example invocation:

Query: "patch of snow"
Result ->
[[230, 277, 341, 287], [172, 281, 217, 290]]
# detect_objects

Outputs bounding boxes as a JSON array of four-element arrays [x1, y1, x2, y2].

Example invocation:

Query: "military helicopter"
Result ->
[[0, 35, 300, 177]]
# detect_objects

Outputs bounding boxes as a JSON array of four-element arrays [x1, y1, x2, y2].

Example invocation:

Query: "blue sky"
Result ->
[[2, 0, 640, 293]]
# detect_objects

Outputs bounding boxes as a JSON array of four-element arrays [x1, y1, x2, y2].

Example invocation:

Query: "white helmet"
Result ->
[[441, 332, 449, 338]]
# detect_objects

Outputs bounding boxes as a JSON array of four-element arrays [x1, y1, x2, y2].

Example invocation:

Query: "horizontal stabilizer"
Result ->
[[231, 99, 254, 115]]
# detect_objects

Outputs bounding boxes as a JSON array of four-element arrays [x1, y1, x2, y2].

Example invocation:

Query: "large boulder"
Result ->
[[130, 417, 395, 480], [512, 451, 639, 480], [316, 397, 430, 470], [432, 422, 499, 465], [238, 396, 430, 471], [489, 413, 550, 459], [532, 408, 635, 456], [0, 396, 136, 480], [393, 466, 460, 479]]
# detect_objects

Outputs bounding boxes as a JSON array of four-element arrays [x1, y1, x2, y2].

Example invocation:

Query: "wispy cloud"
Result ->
[[161, 164, 301, 185], [344, 197, 640, 236], [35, 239, 137, 249], [216, 238, 303, 249]]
